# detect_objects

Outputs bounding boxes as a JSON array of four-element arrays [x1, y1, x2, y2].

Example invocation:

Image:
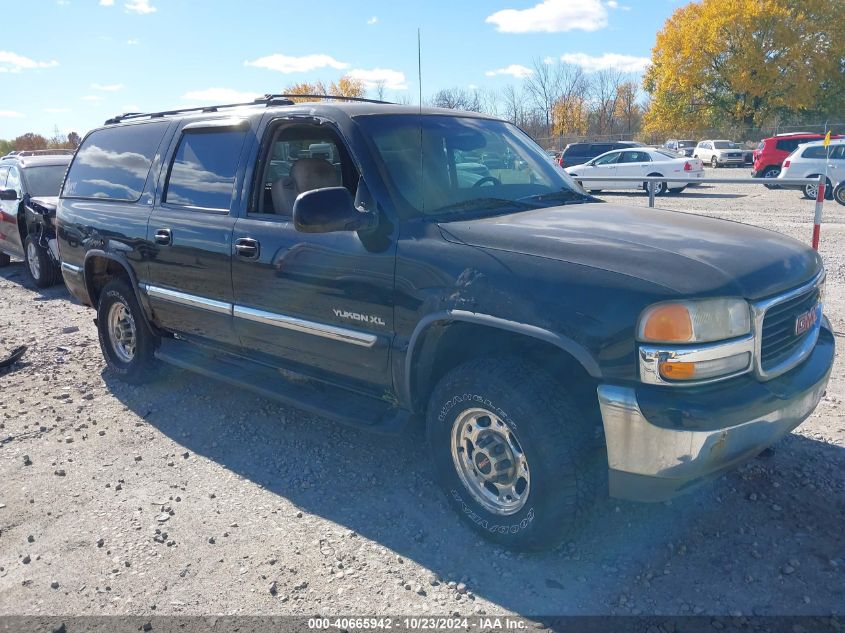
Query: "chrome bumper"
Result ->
[[597, 358, 831, 502]]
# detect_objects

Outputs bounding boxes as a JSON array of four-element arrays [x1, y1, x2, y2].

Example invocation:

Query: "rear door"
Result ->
[[0, 166, 24, 257], [230, 118, 395, 393], [144, 118, 249, 347], [827, 145, 845, 185]]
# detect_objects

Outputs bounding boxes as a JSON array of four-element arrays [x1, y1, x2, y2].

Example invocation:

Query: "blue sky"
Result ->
[[1, 0, 682, 139]]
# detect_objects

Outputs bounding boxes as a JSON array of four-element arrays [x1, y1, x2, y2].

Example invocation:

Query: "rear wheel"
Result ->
[[96, 279, 159, 384], [426, 357, 597, 551], [762, 166, 781, 189], [803, 177, 833, 200], [834, 183, 845, 206], [24, 235, 59, 288], [645, 173, 667, 196]]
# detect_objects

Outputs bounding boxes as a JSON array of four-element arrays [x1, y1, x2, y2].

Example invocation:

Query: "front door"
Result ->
[[0, 166, 23, 257], [231, 121, 395, 393], [144, 120, 250, 347], [617, 150, 652, 190]]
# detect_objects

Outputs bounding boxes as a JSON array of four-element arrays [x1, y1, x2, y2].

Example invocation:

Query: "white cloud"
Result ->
[[485, 64, 534, 78], [126, 38, 140, 45], [81, 95, 104, 101], [559, 52, 651, 72], [347, 68, 407, 90], [367, 16, 378, 25], [91, 83, 124, 92], [606, 0, 618, 6], [244, 53, 349, 74], [43, 108, 70, 113], [0, 110, 24, 118], [57, 1, 70, 6], [181, 87, 262, 102], [99, 0, 114, 5], [125, 0, 156, 14], [486, 0, 608, 33], [0, 51, 59, 73]]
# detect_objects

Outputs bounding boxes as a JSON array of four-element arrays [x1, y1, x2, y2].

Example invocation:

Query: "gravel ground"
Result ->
[[0, 167, 843, 618]]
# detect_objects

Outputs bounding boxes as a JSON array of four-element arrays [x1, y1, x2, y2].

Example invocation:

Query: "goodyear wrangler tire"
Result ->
[[426, 357, 596, 551], [97, 279, 159, 384]]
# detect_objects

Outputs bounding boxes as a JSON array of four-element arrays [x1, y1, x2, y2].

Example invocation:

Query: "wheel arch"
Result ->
[[83, 250, 156, 330], [404, 311, 602, 414]]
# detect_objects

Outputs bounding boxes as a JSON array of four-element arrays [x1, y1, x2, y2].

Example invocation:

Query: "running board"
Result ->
[[154, 338, 412, 434]]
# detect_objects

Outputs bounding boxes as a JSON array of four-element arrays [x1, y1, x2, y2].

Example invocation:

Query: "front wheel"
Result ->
[[97, 279, 159, 384], [24, 235, 59, 288], [426, 357, 597, 551], [710, 156, 719, 168], [803, 178, 833, 200]]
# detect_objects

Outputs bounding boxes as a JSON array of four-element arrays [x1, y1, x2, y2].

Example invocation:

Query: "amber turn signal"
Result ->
[[642, 304, 693, 343], [658, 361, 696, 380]]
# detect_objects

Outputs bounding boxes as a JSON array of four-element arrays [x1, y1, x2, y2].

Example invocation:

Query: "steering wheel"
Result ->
[[472, 176, 501, 188]]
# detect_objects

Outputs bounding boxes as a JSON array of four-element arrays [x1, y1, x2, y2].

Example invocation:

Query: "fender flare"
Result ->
[[403, 309, 602, 409], [83, 250, 156, 327]]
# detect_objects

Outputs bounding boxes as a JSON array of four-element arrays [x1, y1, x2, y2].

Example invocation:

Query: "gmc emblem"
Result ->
[[795, 307, 818, 336]]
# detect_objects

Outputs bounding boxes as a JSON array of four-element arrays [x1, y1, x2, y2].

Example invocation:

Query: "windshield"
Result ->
[[23, 164, 68, 197], [354, 114, 591, 218], [713, 141, 739, 149]]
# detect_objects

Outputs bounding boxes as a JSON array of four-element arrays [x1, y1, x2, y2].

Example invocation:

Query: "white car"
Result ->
[[777, 138, 845, 199], [693, 140, 745, 167], [564, 147, 704, 195]]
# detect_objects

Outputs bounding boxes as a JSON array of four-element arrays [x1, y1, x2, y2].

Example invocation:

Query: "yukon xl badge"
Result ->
[[795, 306, 818, 336], [333, 309, 386, 326]]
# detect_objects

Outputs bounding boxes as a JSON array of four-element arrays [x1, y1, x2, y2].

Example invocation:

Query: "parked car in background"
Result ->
[[565, 147, 704, 194], [752, 132, 840, 181], [559, 140, 643, 168], [664, 139, 697, 157], [776, 139, 845, 199], [693, 140, 745, 167], [0, 150, 73, 287]]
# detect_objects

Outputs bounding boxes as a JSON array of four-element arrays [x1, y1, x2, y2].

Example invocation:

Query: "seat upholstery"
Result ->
[[271, 158, 340, 215]]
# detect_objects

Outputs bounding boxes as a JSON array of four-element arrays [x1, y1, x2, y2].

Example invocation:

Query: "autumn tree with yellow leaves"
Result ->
[[282, 75, 366, 102], [643, 0, 845, 136]]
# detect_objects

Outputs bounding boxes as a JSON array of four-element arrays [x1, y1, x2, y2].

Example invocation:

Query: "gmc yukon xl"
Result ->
[[56, 96, 834, 551]]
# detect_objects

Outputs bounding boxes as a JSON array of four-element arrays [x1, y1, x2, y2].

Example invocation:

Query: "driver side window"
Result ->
[[593, 152, 620, 166]]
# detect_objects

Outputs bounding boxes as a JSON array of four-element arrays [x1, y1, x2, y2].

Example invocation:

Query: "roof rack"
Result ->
[[104, 93, 393, 125], [1, 149, 75, 158]]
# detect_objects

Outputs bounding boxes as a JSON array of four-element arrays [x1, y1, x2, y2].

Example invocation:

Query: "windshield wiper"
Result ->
[[519, 189, 596, 205], [431, 197, 539, 215]]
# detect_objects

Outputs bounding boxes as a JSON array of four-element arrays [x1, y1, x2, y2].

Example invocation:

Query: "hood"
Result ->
[[437, 203, 821, 300]]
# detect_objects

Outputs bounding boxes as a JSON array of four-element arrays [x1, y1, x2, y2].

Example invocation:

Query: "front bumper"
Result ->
[[598, 322, 834, 502]]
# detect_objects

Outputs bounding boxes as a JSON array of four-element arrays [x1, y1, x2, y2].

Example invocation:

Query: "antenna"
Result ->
[[418, 27, 424, 214]]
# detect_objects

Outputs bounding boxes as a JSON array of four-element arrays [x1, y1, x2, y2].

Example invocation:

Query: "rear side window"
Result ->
[[563, 144, 588, 157], [802, 145, 828, 159], [164, 129, 246, 210], [591, 144, 613, 155], [63, 122, 168, 201], [776, 139, 800, 153]]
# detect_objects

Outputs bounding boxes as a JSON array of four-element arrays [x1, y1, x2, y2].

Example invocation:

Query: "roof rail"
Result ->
[[104, 93, 393, 125], [1, 149, 75, 158]]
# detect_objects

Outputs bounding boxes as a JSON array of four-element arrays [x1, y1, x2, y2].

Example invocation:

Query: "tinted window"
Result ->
[[776, 139, 800, 152], [593, 152, 621, 166], [831, 145, 845, 160], [591, 144, 613, 155], [802, 145, 828, 159], [164, 129, 246, 210], [563, 144, 588, 157], [619, 151, 650, 163], [0, 166, 8, 189], [22, 164, 68, 197], [63, 122, 168, 201]]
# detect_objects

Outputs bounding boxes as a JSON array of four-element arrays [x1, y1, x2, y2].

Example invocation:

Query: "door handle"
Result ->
[[154, 228, 172, 245], [234, 237, 260, 258]]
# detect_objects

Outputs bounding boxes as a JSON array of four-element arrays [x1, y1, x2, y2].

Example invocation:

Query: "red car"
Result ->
[[752, 132, 841, 180]]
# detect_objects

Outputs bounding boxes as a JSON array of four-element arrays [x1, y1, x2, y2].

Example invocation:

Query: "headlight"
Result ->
[[638, 298, 751, 343]]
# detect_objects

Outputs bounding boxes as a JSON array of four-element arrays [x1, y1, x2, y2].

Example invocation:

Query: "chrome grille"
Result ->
[[754, 276, 823, 379]]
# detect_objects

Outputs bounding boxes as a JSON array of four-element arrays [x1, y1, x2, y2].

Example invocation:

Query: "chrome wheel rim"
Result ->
[[450, 408, 530, 515], [107, 301, 137, 363], [805, 184, 818, 199], [764, 169, 780, 179], [26, 242, 40, 280]]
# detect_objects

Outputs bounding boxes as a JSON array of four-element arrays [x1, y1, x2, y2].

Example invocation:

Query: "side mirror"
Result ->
[[293, 187, 377, 234], [0, 189, 18, 201]]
